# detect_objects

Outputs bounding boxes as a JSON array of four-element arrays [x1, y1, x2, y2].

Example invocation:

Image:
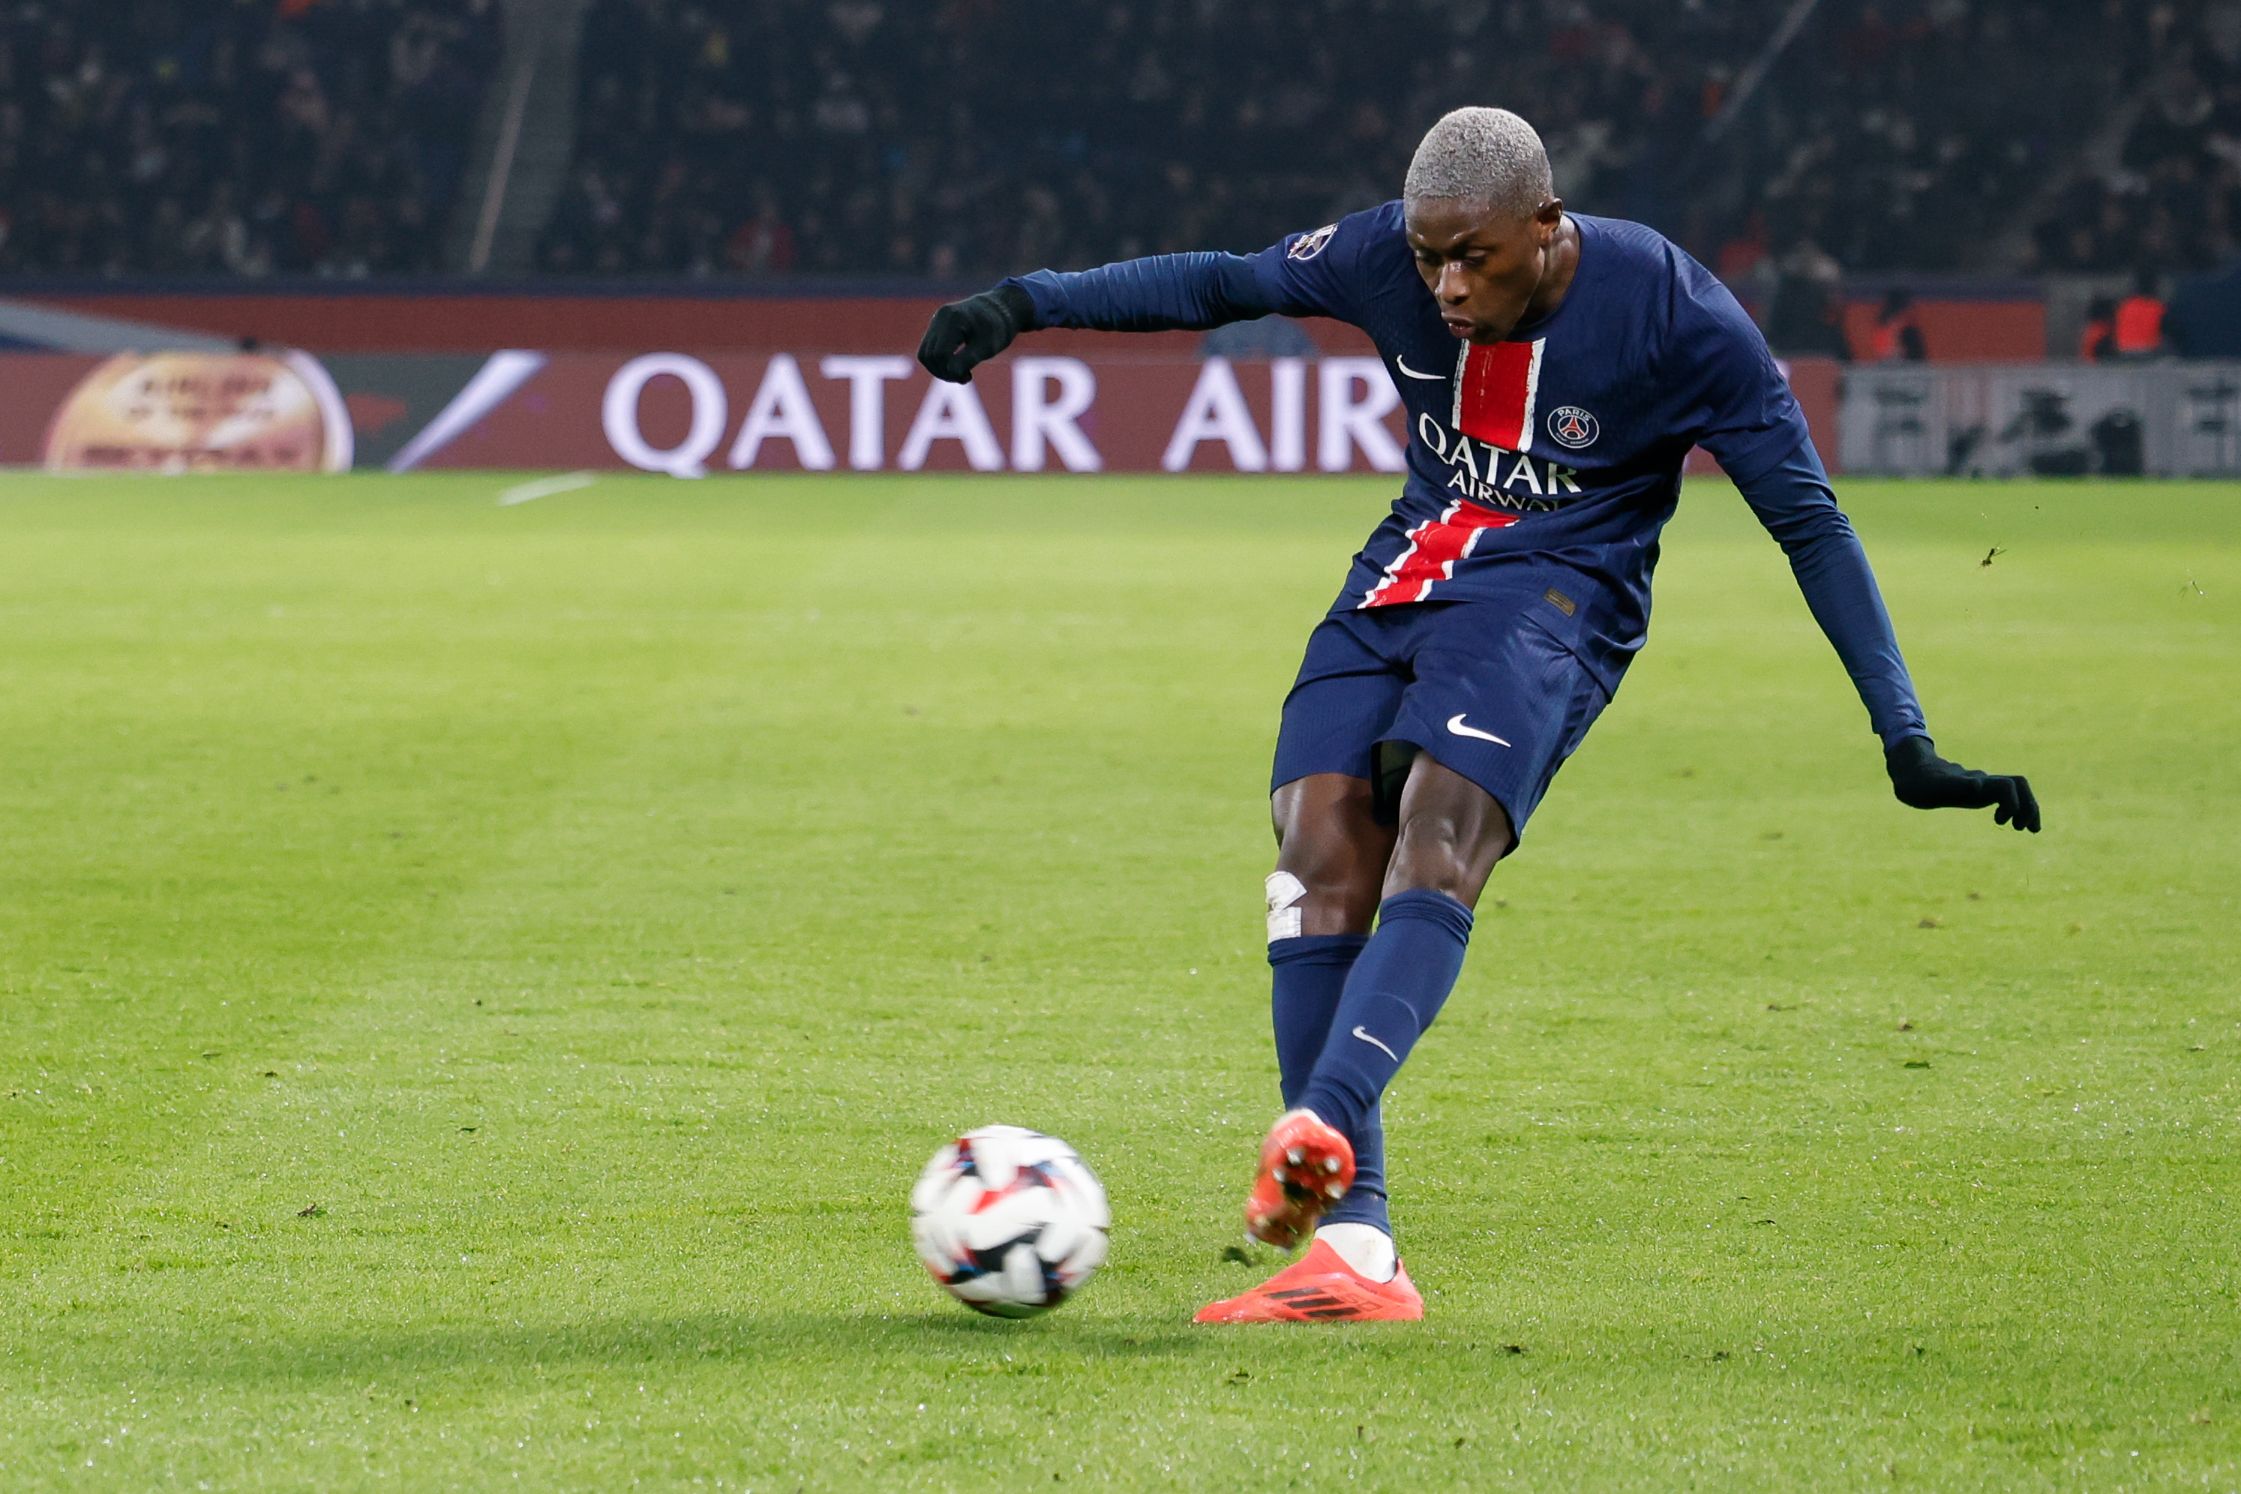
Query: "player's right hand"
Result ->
[[917, 284, 1034, 383], [1885, 736, 2041, 832]]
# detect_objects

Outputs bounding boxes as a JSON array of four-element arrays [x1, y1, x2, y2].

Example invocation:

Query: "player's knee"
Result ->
[[1266, 853, 1380, 937], [1384, 807, 1510, 907], [1268, 778, 1390, 934]]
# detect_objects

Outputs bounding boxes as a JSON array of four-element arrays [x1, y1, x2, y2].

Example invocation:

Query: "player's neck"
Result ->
[[1519, 215, 1581, 327]]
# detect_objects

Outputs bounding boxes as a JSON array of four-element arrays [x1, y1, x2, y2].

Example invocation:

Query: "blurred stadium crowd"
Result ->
[[4, 0, 2237, 292], [543, 0, 2241, 287], [2035, 3, 2241, 275], [541, 0, 2239, 286], [0, 0, 500, 276]]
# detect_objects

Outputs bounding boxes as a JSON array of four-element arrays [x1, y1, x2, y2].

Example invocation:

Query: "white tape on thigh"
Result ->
[[1265, 871, 1307, 941]]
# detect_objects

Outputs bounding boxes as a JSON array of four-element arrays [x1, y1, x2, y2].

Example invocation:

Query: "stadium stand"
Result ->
[[2031, 1, 2241, 276], [1707, 1, 2146, 279], [534, 0, 2241, 286], [6, 0, 2235, 290], [0, 0, 502, 276], [538, 0, 1778, 279]]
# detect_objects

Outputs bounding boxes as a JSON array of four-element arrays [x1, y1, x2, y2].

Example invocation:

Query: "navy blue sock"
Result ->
[[1297, 890, 1475, 1148], [1268, 933, 1386, 1231]]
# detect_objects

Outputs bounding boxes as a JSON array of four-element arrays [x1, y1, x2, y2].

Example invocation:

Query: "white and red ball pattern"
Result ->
[[911, 1125, 1110, 1318]]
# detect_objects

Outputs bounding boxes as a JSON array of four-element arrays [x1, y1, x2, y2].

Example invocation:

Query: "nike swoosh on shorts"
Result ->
[[1445, 714, 1511, 746]]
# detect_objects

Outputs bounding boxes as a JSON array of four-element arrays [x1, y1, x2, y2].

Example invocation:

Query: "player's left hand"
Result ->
[[1885, 736, 2040, 832], [916, 284, 1035, 383]]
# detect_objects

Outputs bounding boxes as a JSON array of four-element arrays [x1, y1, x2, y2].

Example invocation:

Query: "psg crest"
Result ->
[[1546, 405, 1598, 449]]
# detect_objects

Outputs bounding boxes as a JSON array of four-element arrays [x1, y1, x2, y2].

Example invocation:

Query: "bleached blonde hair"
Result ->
[[1404, 108, 1555, 221]]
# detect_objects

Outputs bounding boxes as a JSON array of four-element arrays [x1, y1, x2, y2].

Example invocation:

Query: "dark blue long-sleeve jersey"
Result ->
[[1002, 205, 1927, 746]]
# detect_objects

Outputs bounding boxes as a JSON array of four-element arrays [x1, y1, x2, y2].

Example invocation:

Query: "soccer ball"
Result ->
[[910, 1125, 1110, 1318]]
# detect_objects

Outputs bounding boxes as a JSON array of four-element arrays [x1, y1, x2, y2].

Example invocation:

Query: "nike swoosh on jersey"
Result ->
[[1351, 1025, 1399, 1061], [1393, 356, 1446, 381], [1445, 714, 1512, 746]]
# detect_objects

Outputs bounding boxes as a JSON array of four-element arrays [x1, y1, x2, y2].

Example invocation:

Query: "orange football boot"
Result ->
[[1195, 1237, 1424, 1323], [1242, 1109, 1355, 1249]]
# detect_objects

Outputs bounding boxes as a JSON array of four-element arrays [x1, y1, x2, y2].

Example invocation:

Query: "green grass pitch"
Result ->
[[1, 470, 2235, 1489]]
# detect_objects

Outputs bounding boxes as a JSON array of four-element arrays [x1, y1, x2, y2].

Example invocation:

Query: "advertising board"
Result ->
[[1, 348, 1842, 477]]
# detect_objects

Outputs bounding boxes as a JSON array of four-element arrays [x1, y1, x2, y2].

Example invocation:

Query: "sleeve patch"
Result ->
[[1287, 224, 1339, 261]]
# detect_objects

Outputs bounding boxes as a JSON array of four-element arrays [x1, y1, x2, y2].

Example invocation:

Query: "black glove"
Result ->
[[1885, 736, 2040, 832], [916, 284, 1035, 383]]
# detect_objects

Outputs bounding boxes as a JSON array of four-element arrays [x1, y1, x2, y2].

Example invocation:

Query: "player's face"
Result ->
[[1405, 197, 1566, 344]]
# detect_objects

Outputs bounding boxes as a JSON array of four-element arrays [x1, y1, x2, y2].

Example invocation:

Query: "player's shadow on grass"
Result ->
[[56, 1310, 1206, 1385]]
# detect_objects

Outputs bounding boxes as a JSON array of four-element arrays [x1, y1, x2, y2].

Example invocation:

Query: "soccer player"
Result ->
[[917, 108, 2039, 1324]]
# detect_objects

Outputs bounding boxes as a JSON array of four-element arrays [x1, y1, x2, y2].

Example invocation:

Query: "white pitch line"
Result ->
[[497, 470, 596, 507]]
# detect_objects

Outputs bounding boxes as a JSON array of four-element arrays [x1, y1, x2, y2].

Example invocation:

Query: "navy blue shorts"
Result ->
[[1270, 600, 1615, 839]]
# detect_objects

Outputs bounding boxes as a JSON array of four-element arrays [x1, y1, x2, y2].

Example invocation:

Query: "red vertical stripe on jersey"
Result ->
[[1454, 339, 1544, 452], [1360, 500, 1522, 608]]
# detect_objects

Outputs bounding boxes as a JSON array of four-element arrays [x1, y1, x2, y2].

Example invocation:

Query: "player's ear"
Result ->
[[1535, 197, 1564, 243]]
